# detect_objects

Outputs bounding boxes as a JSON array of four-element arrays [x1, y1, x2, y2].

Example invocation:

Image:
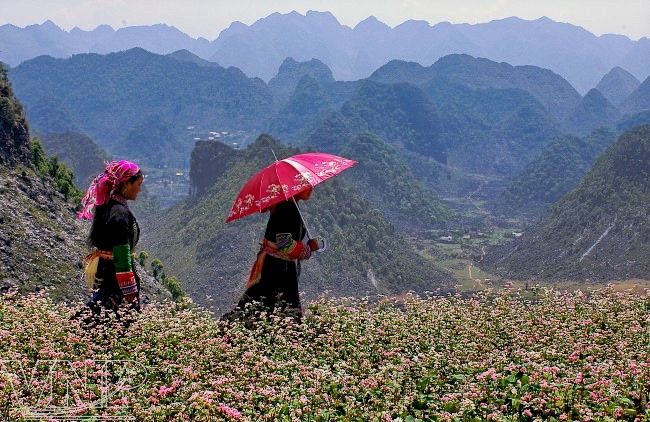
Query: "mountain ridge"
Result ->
[[2, 14, 649, 94], [484, 125, 650, 282]]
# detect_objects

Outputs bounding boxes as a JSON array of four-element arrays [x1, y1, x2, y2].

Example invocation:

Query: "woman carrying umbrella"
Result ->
[[225, 151, 357, 323], [236, 187, 320, 322]]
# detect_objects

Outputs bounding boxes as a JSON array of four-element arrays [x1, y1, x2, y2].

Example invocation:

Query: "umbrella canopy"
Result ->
[[226, 152, 357, 222]]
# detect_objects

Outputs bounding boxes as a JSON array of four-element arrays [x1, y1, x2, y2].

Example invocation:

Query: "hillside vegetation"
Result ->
[[0, 62, 169, 303], [486, 125, 650, 281], [497, 128, 617, 218]]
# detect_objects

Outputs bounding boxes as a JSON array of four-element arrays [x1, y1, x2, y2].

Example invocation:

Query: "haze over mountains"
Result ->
[[1, 11, 649, 94], [1, 10, 649, 310]]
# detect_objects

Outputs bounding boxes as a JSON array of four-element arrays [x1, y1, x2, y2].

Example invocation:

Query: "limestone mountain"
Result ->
[[5, 15, 650, 94], [340, 132, 453, 231], [497, 128, 617, 218], [188, 139, 239, 200], [340, 80, 446, 163], [595, 66, 641, 107], [111, 113, 188, 169], [205, 13, 649, 93], [0, 21, 213, 67], [9, 48, 274, 157], [303, 110, 356, 154], [425, 81, 562, 177], [372, 54, 582, 121], [617, 111, 650, 132], [267, 57, 336, 105], [563, 89, 623, 137], [142, 134, 455, 315], [265, 75, 336, 142], [484, 124, 650, 282], [620, 76, 650, 116], [23, 96, 83, 134], [165, 49, 221, 68], [39, 132, 110, 186]]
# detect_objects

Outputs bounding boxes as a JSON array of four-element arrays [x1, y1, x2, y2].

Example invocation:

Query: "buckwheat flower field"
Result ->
[[1, 287, 649, 421]]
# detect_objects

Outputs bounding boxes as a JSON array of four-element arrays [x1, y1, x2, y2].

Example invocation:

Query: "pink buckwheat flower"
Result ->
[[218, 404, 242, 419]]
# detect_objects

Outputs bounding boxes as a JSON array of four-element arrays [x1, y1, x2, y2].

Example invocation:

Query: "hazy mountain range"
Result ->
[[1, 8, 649, 310], [1, 11, 649, 94]]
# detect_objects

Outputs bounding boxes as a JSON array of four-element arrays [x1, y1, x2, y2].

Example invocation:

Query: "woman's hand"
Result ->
[[307, 238, 320, 252]]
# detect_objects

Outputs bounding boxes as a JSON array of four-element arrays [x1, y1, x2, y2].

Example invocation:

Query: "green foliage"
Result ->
[[137, 251, 149, 267], [10, 49, 274, 155], [563, 89, 622, 136], [266, 75, 335, 143], [303, 110, 356, 154], [163, 276, 186, 302], [24, 96, 83, 134], [151, 259, 165, 280], [29, 138, 82, 202], [486, 125, 650, 281], [425, 80, 562, 177], [150, 257, 186, 302], [0, 64, 25, 130], [47, 155, 79, 201], [29, 136, 49, 174], [341, 80, 446, 163], [342, 132, 453, 229], [500, 128, 617, 217]]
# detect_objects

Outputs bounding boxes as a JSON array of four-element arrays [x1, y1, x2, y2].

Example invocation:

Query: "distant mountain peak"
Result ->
[[596, 66, 641, 106], [354, 15, 390, 31], [40, 19, 61, 29], [2, 13, 648, 93], [563, 88, 622, 136]]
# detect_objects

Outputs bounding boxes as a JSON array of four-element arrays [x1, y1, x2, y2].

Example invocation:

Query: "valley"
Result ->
[[1, 11, 649, 420]]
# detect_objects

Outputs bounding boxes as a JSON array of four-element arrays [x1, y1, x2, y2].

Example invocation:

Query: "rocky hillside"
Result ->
[[0, 167, 88, 301], [484, 124, 650, 282]]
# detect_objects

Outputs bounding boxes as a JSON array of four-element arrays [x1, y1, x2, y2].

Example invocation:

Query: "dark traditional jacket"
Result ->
[[238, 200, 310, 318], [88, 195, 140, 307]]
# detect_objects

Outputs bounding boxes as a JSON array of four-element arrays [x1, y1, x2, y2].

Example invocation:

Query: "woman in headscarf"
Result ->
[[78, 160, 144, 313], [234, 187, 321, 323]]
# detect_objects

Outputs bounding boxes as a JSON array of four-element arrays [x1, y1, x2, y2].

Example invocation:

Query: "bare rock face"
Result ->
[[0, 65, 30, 167], [0, 168, 88, 302]]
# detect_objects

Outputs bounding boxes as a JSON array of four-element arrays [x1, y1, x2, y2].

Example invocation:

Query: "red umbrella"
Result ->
[[226, 152, 357, 224]]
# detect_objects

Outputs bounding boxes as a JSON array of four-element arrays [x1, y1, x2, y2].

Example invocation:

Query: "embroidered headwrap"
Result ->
[[78, 160, 140, 219]]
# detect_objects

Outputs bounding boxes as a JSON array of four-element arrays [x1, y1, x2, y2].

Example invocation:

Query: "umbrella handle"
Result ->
[[292, 196, 327, 252], [292, 197, 312, 237]]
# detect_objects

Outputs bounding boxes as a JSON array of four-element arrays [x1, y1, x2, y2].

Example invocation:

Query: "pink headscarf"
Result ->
[[78, 160, 141, 219]]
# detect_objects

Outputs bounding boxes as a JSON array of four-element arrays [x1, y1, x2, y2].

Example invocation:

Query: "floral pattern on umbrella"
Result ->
[[226, 152, 357, 222]]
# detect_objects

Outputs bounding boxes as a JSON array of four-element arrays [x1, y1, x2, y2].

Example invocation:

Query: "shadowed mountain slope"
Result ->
[[484, 125, 650, 282]]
